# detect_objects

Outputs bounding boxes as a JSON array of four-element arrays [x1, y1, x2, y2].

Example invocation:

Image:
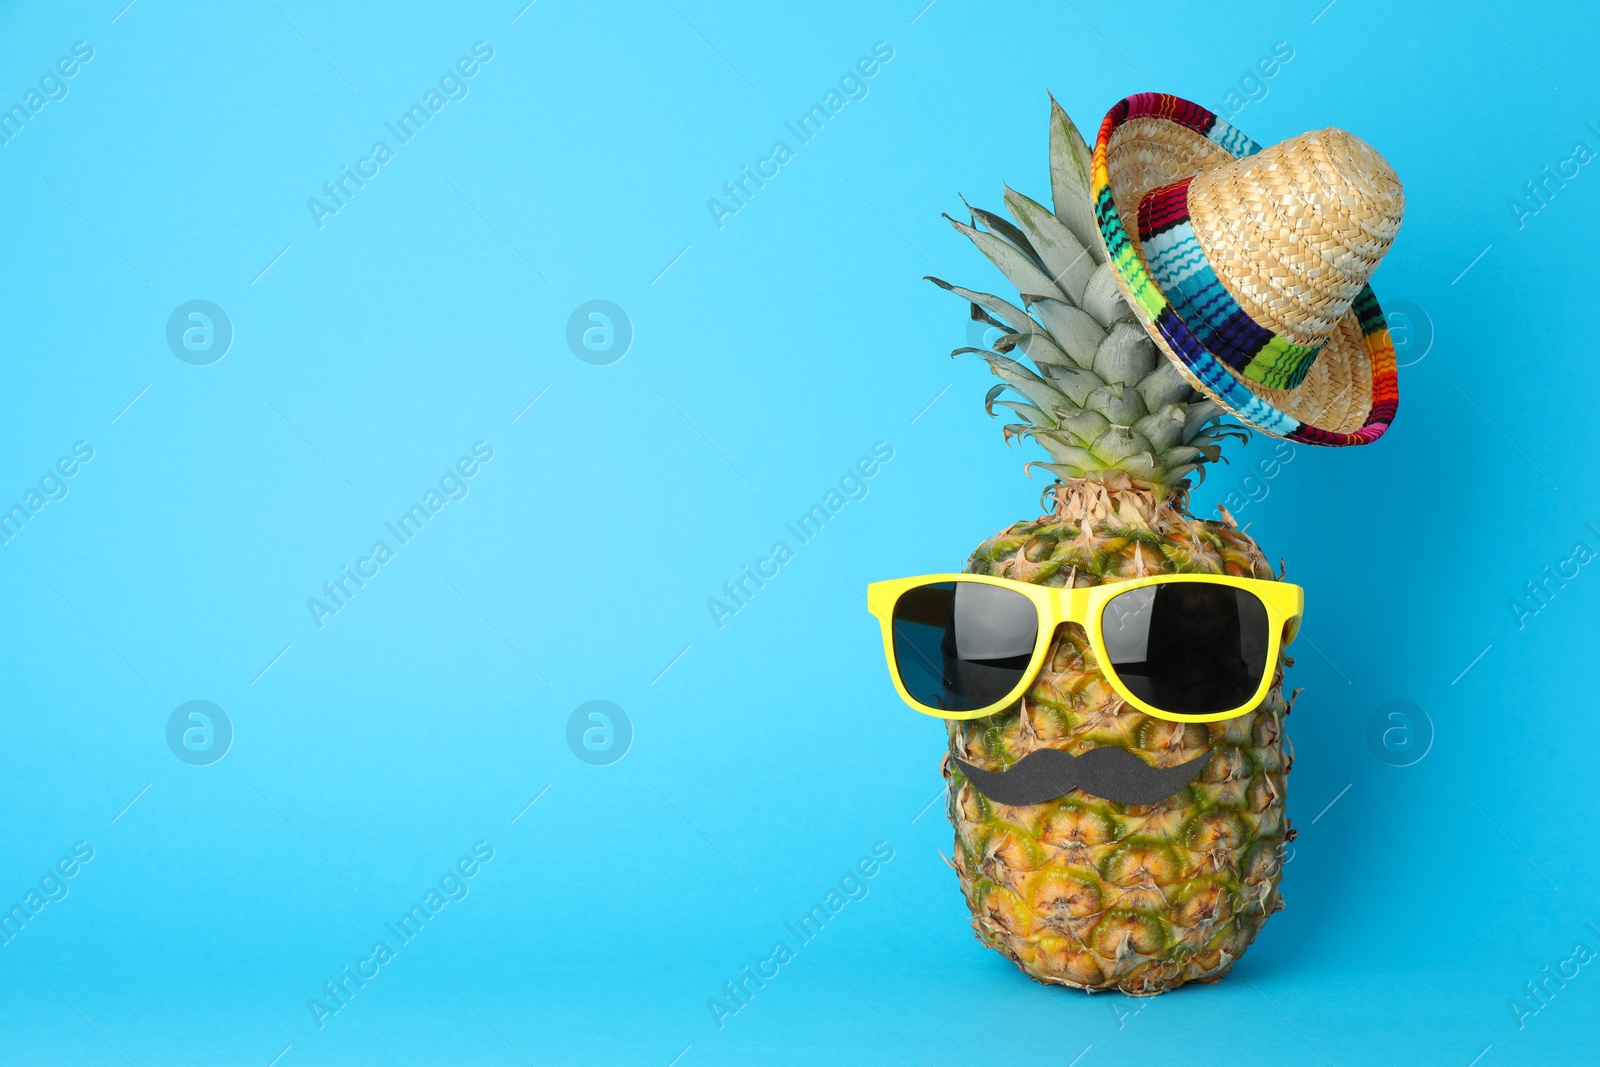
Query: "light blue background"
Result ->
[[0, 1, 1594, 1064]]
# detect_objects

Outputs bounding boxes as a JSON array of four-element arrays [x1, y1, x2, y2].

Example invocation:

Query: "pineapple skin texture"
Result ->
[[946, 482, 1293, 995]]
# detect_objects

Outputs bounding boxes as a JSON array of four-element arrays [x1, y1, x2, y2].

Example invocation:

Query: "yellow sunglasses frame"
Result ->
[[866, 573, 1304, 724]]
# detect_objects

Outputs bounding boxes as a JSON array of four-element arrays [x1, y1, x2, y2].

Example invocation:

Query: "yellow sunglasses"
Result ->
[[866, 573, 1303, 724]]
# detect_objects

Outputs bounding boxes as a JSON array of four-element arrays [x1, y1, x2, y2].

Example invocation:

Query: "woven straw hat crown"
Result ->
[[1180, 127, 1403, 351]]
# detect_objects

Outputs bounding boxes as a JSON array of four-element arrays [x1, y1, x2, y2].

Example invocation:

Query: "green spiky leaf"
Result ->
[[965, 198, 1042, 264], [1132, 404, 1187, 453], [955, 349, 1065, 411], [1024, 297, 1103, 367], [1085, 383, 1147, 424], [1016, 327, 1083, 369], [1137, 361, 1196, 411], [1048, 96, 1107, 265], [1004, 186, 1094, 304], [1093, 322, 1159, 385], [991, 399, 1054, 427], [1038, 362, 1106, 406], [1082, 263, 1135, 328], [948, 217, 1066, 304], [927, 278, 1037, 334]]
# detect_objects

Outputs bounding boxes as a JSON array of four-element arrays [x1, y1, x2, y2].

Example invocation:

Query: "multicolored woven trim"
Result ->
[[1136, 177, 1321, 391], [1091, 92, 1397, 446]]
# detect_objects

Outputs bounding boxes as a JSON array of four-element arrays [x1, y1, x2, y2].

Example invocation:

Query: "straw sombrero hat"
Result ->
[[1091, 93, 1403, 446]]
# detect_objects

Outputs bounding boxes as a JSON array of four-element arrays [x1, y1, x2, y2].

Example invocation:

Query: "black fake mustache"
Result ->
[[954, 748, 1211, 806]]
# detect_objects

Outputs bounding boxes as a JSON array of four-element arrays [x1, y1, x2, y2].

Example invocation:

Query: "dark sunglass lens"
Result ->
[[1100, 583, 1270, 715], [891, 582, 1038, 712]]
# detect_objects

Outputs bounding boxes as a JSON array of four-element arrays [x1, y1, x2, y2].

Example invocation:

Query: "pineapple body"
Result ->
[[944, 479, 1292, 994]]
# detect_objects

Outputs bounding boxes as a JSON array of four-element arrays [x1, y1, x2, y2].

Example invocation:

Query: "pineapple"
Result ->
[[930, 98, 1294, 995]]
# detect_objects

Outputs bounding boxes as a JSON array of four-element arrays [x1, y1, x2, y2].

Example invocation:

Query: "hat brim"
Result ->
[[1091, 94, 1397, 446]]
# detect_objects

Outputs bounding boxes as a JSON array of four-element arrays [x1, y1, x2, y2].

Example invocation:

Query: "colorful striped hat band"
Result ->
[[1137, 177, 1323, 391], [1091, 93, 1404, 447]]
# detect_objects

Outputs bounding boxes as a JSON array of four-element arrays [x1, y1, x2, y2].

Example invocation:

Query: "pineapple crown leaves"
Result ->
[[928, 97, 1249, 493]]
